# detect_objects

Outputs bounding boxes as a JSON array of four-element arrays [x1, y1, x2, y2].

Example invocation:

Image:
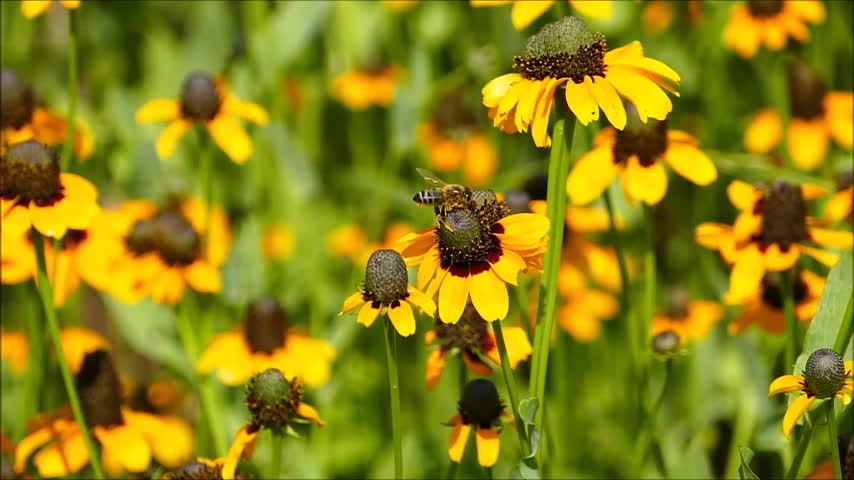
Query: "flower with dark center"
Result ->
[[20, 0, 81, 19], [339, 249, 436, 337], [0, 327, 107, 376], [1, 141, 99, 239], [695, 179, 853, 305], [244, 368, 324, 432], [824, 170, 854, 222], [567, 102, 716, 206], [136, 71, 268, 164], [198, 296, 336, 387], [125, 208, 201, 266], [403, 189, 549, 324], [330, 65, 400, 111], [769, 349, 852, 438], [723, 0, 825, 58], [14, 350, 194, 477], [729, 268, 825, 336], [446, 379, 507, 467], [649, 289, 721, 346], [470, 0, 612, 31], [483, 15, 679, 147], [1, 70, 35, 130], [425, 303, 531, 389]]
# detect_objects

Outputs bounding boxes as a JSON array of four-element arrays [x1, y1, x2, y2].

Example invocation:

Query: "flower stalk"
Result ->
[[383, 319, 403, 479], [492, 321, 531, 455], [785, 419, 814, 480], [828, 402, 842, 480], [603, 189, 635, 366], [271, 430, 284, 480]]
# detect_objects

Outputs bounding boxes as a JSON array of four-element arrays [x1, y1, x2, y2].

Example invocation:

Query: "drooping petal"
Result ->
[[222, 425, 258, 480], [220, 96, 269, 124], [808, 227, 853, 249], [340, 291, 366, 314], [123, 410, 193, 469], [489, 250, 525, 285], [155, 119, 191, 159], [207, 116, 252, 164], [406, 286, 436, 316], [184, 261, 222, 293], [727, 180, 762, 211], [439, 273, 470, 324], [606, 66, 673, 122], [763, 244, 800, 271], [722, 5, 761, 58], [356, 303, 381, 328], [135, 99, 181, 123], [416, 246, 440, 289], [482, 74, 522, 108], [564, 77, 600, 126], [448, 417, 471, 463], [388, 302, 416, 337], [475, 427, 500, 467], [33, 427, 90, 478], [426, 348, 446, 390], [14, 425, 54, 473], [570, 0, 611, 19], [662, 143, 717, 186], [787, 118, 828, 171], [531, 78, 561, 147], [768, 375, 805, 396], [296, 403, 325, 426], [566, 146, 619, 205], [469, 271, 509, 322], [95, 425, 153, 475], [496, 213, 550, 246], [623, 156, 668, 205], [723, 245, 766, 304], [824, 91, 853, 149], [510, 0, 555, 30], [29, 202, 67, 238], [744, 109, 783, 154], [589, 75, 626, 130], [782, 394, 814, 438], [799, 245, 838, 267]]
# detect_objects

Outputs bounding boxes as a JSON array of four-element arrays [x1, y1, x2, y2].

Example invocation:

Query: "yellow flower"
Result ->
[[260, 223, 294, 261], [330, 66, 400, 111], [482, 16, 680, 147], [401, 192, 548, 325], [447, 379, 509, 467], [642, 0, 675, 34], [567, 119, 717, 206], [470, 0, 612, 31], [383, 0, 416, 11], [76, 197, 231, 304], [695, 180, 853, 304], [15, 350, 192, 477], [729, 269, 824, 335], [340, 249, 436, 337], [244, 369, 326, 431], [2, 70, 94, 160], [424, 303, 531, 389], [356, 222, 415, 267], [198, 297, 336, 387], [744, 62, 852, 171], [136, 72, 268, 164], [722, 0, 825, 59], [1, 140, 99, 239], [649, 289, 721, 346], [164, 424, 259, 480], [768, 349, 852, 438], [21, 0, 80, 18], [326, 224, 367, 261], [823, 171, 852, 223]]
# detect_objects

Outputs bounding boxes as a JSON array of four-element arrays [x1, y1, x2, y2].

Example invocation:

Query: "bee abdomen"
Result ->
[[413, 190, 441, 205]]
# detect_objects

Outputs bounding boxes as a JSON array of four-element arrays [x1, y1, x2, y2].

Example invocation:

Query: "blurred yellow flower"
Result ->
[[447, 379, 508, 467], [21, 0, 80, 18], [649, 290, 721, 345], [641, 0, 675, 34], [260, 223, 294, 261], [729, 270, 824, 335], [1, 327, 107, 375], [470, 0, 611, 31], [327, 224, 367, 260], [824, 171, 853, 223], [722, 0, 825, 59], [417, 122, 497, 187], [330, 67, 400, 111]]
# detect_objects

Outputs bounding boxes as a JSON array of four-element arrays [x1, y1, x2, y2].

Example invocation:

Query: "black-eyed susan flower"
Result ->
[[566, 109, 716, 206], [401, 190, 548, 324], [447, 379, 509, 467], [424, 302, 531, 389], [244, 368, 325, 432], [163, 424, 258, 480], [135, 71, 268, 164], [77, 197, 231, 304], [722, 0, 825, 59], [340, 249, 436, 337], [1, 140, 99, 239], [729, 269, 824, 335], [198, 297, 336, 387], [824, 170, 853, 223], [20, 0, 79, 18], [641, 0, 675, 35], [768, 348, 852, 438], [417, 89, 497, 187], [695, 180, 853, 304], [1, 70, 93, 160], [330, 65, 400, 111], [649, 288, 722, 347], [744, 61, 852, 170], [470, 0, 611, 31], [482, 16, 680, 147], [14, 350, 192, 477], [260, 223, 294, 261]]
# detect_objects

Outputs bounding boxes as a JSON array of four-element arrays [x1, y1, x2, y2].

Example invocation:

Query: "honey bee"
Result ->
[[412, 168, 472, 214]]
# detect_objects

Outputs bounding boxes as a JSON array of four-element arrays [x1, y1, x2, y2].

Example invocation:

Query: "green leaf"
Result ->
[[737, 447, 759, 480], [519, 397, 539, 425], [795, 250, 853, 374], [510, 458, 540, 480]]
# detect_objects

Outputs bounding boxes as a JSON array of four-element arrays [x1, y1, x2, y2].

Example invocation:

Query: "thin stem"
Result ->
[[445, 460, 458, 480], [785, 420, 814, 479], [782, 270, 798, 372], [604, 190, 636, 373], [271, 431, 284, 480], [60, 9, 78, 172], [529, 118, 576, 464], [828, 402, 842, 480], [383, 319, 403, 480], [31, 230, 104, 479], [642, 206, 656, 360], [23, 290, 45, 426], [514, 276, 532, 340], [197, 129, 215, 247], [833, 294, 853, 354], [491, 321, 531, 454]]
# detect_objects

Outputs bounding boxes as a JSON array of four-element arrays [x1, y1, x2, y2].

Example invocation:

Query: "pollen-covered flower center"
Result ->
[[747, 0, 784, 17], [787, 62, 826, 120], [363, 249, 410, 306], [613, 107, 668, 167], [437, 209, 502, 276], [803, 348, 845, 399], [244, 297, 288, 355], [458, 379, 504, 428], [755, 181, 808, 250], [125, 208, 201, 266], [435, 303, 490, 351], [163, 461, 226, 480], [0, 140, 64, 206], [75, 350, 125, 428], [760, 271, 808, 309], [513, 16, 607, 83], [245, 368, 302, 431], [180, 72, 221, 121], [433, 89, 477, 135], [1, 70, 35, 129]]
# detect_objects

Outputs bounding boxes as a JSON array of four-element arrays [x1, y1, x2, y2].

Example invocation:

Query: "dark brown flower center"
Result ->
[[836, 170, 854, 191], [803, 348, 845, 399], [125, 208, 200, 266], [75, 350, 125, 428], [437, 208, 503, 277], [747, 0, 784, 17], [163, 461, 226, 480], [433, 89, 477, 135], [613, 105, 668, 167], [514, 17, 607, 84], [0, 140, 64, 206], [754, 181, 808, 251], [665, 287, 690, 319], [180, 72, 221, 121], [787, 61, 826, 120], [435, 303, 491, 352], [244, 297, 288, 355], [362, 249, 410, 307], [245, 369, 302, 432], [1, 70, 35, 130], [760, 270, 808, 309], [61, 229, 89, 250], [458, 379, 504, 428]]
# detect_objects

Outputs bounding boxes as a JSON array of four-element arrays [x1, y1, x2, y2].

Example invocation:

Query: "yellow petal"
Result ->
[[782, 394, 814, 438], [59, 327, 109, 374], [823, 188, 853, 222], [426, 348, 446, 389], [482, 74, 522, 108], [808, 227, 853, 249], [59, 0, 81, 8], [787, 118, 828, 171], [566, 146, 618, 205], [56, 173, 99, 230], [662, 143, 717, 186], [475, 427, 500, 467], [340, 291, 366, 314], [623, 156, 668, 205], [14, 425, 54, 473], [470, 271, 509, 322], [356, 303, 381, 328], [223, 425, 258, 480], [589, 76, 626, 130], [124, 410, 193, 469], [155, 119, 191, 159], [727, 180, 762, 211], [570, 0, 611, 19], [799, 245, 838, 267], [744, 109, 782, 155], [406, 285, 436, 317], [33, 427, 89, 477], [207, 116, 252, 164], [388, 302, 416, 337], [496, 213, 550, 246], [29, 202, 67, 238], [135, 99, 180, 123], [490, 250, 525, 285], [21, 0, 51, 19], [184, 261, 221, 293], [606, 66, 672, 122], [723, 246, 765, 304], [787, 0, 825, 23], [763, 244, 800, 271], [824, 91, 853, 149], [511, 0, 554, 30], [447, 418, 471, 463], [297, 403, 325, 426], [732, 212, 762, 243], [439, 273, 470, 324], [564, 77, 600, 126], [531, 78, 561, 147], [768, 375, 805, 396], [95, 425, 152, 475], [499, 326, 533, 366], [221, 96, 268, 124], [723, 5, 761, 58]]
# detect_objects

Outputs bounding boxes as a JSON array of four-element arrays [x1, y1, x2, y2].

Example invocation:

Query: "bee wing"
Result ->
[[416, 168, 448, 187]]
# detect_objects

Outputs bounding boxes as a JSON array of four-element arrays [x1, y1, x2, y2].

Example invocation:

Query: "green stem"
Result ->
[[828, 402, 842, 480], [604, 190, 635, 373], [23, 289, 45, 425], [529, 118, 576, 464], [271, 431, 284, 479], [514, 276, 532, 341], [785, 419, 814, 479], [197, 129, 215, 247], [491, 321, 531, 454], [383, 319, 403, 480], [60, 9, 78, 172], [445, 460, 458, 480], [781, 270, 798, 372], [31, 230, 104, 479], [832, 294, 853, 354], [642, 206, 656, 360]]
